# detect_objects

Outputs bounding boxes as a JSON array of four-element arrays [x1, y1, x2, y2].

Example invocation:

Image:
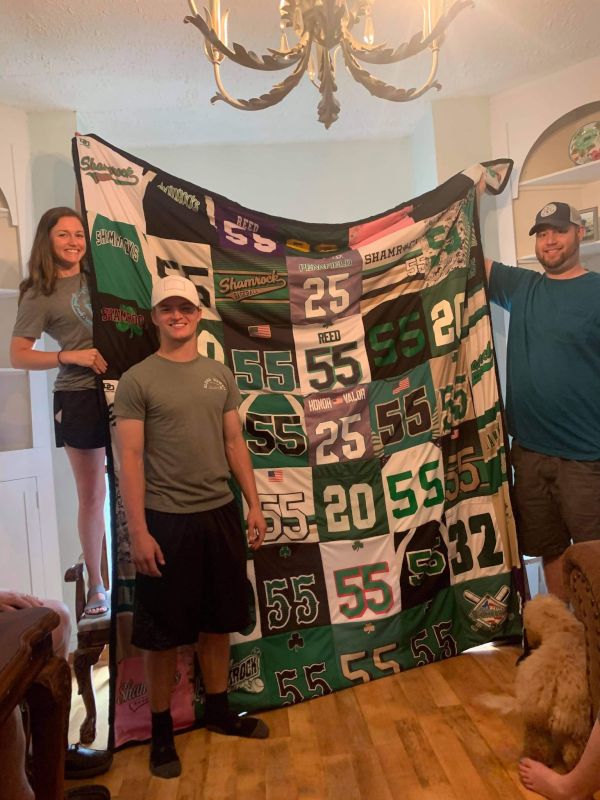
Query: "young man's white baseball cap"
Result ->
[[151, 275, 200, 308]]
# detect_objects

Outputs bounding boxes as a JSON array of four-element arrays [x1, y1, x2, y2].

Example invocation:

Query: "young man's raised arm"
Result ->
[[116, 417, 165, 577]]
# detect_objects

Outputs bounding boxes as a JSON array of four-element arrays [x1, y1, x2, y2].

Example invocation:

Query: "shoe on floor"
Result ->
[[150, 743, 182, 779], [206, 712, 269, 739], [65, 786, 111, 800], [65, 744, 113, 780]]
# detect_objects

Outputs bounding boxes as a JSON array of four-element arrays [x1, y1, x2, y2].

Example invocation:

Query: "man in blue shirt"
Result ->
[[485, 201, 600, 600]]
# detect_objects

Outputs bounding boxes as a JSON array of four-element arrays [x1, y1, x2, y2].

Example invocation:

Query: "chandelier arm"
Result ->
[[184, 13, 305, 70], [210, 42, 313, 111], [346, 30, 428, 65], [317, 51, 341, 130], [345, 0, 473, 65], [341, 41, 441, 102], [184, 0, 472, 126]]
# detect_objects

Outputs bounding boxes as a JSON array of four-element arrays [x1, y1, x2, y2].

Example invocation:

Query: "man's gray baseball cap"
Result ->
[[529, 201, 584, 235]]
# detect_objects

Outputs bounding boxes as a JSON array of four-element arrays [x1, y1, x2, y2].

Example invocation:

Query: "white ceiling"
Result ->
[[1, 0, 599, 149]]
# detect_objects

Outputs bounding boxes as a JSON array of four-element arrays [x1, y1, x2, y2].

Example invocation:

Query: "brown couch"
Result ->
[[564, 541, 600, 721]]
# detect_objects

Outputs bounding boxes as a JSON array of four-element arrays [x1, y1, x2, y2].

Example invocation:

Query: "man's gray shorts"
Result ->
[[511, 440, 600, 559]]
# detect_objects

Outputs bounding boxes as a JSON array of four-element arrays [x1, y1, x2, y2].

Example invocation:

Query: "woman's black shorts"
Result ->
[[53, 388, 109, 449], [131, 500, 251, 651]]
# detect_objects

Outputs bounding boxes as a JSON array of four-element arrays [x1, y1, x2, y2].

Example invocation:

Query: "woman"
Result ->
[[10, 207, 109, 616]]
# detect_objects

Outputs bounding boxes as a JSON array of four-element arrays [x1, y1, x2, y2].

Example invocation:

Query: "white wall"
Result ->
[[432, 97, 493, 184], [28, 110, 83, 639], [0, 103, 63, 601], [410, 106, 438, 197], [134, 137, 415, 221]]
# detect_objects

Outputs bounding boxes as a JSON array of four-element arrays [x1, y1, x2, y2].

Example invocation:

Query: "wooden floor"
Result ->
[[67, 644, 547, 800]]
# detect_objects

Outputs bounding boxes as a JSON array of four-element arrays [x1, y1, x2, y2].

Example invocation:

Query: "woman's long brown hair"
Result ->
[[18, 207, 86, 302]]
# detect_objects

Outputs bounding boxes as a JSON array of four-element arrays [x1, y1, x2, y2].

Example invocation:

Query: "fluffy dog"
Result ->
[[481, 593, 592, 770]]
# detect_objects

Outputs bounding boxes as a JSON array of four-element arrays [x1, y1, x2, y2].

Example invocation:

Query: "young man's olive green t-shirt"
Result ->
[[114, 353, 242, 513]]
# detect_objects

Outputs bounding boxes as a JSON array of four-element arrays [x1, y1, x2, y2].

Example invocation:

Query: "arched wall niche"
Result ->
[[512, 102, 600, 269], [0, 185, 23, 291], [520, 102, 600, 182]]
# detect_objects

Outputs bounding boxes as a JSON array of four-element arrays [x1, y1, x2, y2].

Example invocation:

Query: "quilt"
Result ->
[[72, 134, 522, 748]]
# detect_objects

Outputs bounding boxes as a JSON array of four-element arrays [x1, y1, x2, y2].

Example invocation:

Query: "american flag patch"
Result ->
[[267, 469, 283, 482], [248, 324, 272, 338], [392, 376, 410, 395]]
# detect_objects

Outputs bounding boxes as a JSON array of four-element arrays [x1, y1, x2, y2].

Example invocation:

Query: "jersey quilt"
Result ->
[[72, 134, 521, 748]]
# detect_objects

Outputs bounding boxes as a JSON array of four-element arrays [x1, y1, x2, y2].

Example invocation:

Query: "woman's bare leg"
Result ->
[[64, 445, 107, 611], [42, 598, 71, 659], [2, 707, 34, 800]]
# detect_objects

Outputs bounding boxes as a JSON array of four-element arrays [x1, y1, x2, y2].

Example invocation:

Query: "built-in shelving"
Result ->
[[515, 131, 600, 272], [520, 159, 600, 188]]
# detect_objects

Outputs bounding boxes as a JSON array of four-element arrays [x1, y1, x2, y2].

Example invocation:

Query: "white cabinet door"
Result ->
[[0, 477, 43, 593]]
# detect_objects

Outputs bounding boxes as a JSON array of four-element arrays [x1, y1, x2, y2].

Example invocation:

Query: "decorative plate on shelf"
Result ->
[[569, 121, 600, 165]]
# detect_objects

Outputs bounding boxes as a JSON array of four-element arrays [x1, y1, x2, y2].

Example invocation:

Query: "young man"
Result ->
[[114, 275, 268, 779], [485, 202, 600, 600]]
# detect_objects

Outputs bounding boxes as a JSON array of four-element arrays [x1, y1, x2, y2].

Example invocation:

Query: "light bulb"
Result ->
[[293, 6, 304, 34], [363, 15, 374, 45]]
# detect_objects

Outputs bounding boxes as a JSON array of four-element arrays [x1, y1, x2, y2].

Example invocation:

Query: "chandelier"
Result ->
[[185, 0, 473, 129]]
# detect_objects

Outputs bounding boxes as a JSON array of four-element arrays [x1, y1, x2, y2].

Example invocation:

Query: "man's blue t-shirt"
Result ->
[[489, 261, 600, 460]]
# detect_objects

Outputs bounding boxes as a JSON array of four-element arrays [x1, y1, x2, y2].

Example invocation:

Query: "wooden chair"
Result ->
[[64, 540, 110, 745], [0, 607, 71, 800], [564, 540, 600, 722]]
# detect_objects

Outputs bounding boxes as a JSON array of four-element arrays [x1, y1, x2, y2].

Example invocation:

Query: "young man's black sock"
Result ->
[[151, 708, 174, 745], [150, 709, 181, 779], [204, 691, 269, 739]]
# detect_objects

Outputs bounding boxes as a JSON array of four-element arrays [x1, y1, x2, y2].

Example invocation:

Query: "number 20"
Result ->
[[431, 292, 465, 346], [323, 483, 375, 532]]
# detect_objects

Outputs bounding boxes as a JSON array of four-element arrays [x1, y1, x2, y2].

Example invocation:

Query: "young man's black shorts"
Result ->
[[54, 388, 109, 449], [131, 499, 251, 651]]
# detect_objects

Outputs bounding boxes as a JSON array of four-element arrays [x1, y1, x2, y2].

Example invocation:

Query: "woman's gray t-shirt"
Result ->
[[12, 273, 96, 391]]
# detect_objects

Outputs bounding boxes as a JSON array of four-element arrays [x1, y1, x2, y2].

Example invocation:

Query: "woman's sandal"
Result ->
[[84, 584, 110, 617]]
